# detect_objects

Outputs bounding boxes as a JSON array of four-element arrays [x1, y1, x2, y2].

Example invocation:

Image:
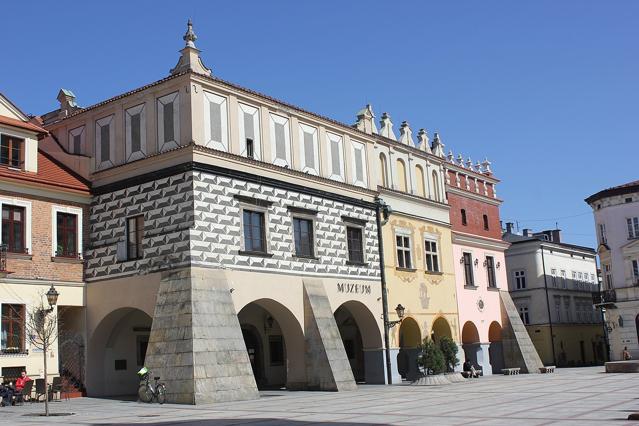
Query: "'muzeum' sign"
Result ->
[[337, 282, 371, 295]]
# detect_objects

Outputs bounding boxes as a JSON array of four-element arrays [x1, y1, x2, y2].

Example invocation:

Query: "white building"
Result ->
[[503, 226, 604, 366], [586, 180, 639, 360]]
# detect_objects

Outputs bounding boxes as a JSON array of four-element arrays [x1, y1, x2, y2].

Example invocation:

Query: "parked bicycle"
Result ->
[[137, 367, 166, 404]]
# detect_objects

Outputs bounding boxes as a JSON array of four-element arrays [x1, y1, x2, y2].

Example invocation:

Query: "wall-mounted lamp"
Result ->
[[473, 258, 479, 266], [459, 257, 465, 264], [496, 262, 501, 269], [386, 304, 405, 329], [264, 315, 275, 333], [483, 259, 488, 267]]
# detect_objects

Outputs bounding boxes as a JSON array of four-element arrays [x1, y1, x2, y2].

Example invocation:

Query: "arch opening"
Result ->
[[87, 307, 152, 398], [488, 321, 504, 373], [397, 317, 421, 381], [461, 321, 481, 368], [334, 300, 384, 384], [431, 316, 452, 343], [237, 299, 305, 390]]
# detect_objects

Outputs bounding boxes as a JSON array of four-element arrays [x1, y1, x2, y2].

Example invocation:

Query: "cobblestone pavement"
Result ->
[[2, 367, 639, 425]]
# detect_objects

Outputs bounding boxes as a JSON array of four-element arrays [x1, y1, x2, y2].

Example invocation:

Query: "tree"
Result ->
[[24, 298, 61, 417], [417, 337, 445, 375], [438, 336, 459, 373]]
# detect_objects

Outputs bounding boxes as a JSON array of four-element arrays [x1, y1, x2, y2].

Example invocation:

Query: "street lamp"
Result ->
[[45, 285, 59, 311], [386, 304, 405, 329]]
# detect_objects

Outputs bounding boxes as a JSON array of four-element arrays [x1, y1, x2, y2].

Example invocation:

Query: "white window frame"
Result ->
[[485, 254, 497, 288], [345, 222, 366, 264], [550, 268, 557, 287], [560, 270, 567, 288], [68, 125, 85, 155], [269, 113, 291, 167], [238, 203, 270, 254], [51, 205, 83, 258], [95, 114, 115, 170], [350, 139, 368, 187], [326, 132, 345, 182], [298, 123, 319, 175], [423, 235, 440, 273], [0, 197, 32, 254], [514, 269, 526, 290], [627, 217, 639, 239], [125, 103, 147, 162], [203, 91, 229, 151], [395, 229, 413, 269], [290, 212, 317, 258], [0, 301, 27, 351], [157, 92, 180, 153], [463, 251, 475, 287], [518, 305, 530, 325], [238, 102, 261, 160]]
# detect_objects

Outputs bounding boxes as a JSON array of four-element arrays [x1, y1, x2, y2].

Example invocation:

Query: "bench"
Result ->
[[460, 369, 482, 378], [501, 368, 521, 375], [539, 366, 555, 373]]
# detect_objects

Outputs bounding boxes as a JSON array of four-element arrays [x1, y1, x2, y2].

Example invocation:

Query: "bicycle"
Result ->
[[137, 367, 166, 404]]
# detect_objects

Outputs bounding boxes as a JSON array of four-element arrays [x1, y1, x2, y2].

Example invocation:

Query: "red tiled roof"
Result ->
[[0, 150, 89, 194], [0, 115, 47, 135], [585, 179, 639, 204]]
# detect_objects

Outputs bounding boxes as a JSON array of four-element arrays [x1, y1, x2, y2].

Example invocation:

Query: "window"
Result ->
[[560, 270, 567, 288], [599, 223, 607, 244], [632, 260, 639, 283], [1, 304, 25, 351], [246, 138, 254, 159], [243, 210, 266, 253], [463, 252, 474, 286], [564, 298, 572, 322], [483, 214, 489, 230], [293, 217, 314, 257], [56, 212, 77, 257], [518, 305, 530, 325], [486, 256, 497, 287], [346, 226, 364, 264], [551, 268, 557, 287], [396, 234, 412, 269], [514, 270, 526, 289], [604, 264, 613, 289], [627, 217, 639, 239], [626, 197, 633, 203], [69, 126, 85, 155], [2, 205, 25, 253], [424, 239, 439, 273], [461, 209, 467, 226], [554, 296, 561, 322], [0, 135, 23, 168], [239, 102, 261, 160], [96, 115, 114, 167], [127, 215, 144, 260]]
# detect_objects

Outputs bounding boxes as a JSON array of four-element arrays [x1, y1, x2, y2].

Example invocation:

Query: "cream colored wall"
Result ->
[[0, 124, 38, 173], [382, 212, 460, 347], [0, 281, 84, 381]]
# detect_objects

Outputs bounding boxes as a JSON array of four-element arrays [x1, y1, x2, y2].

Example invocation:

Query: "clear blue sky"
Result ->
[[3, 1, 637, 248]]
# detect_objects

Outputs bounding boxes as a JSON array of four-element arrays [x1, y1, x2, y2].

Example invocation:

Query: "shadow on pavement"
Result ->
[[106, 419, 386, 425]]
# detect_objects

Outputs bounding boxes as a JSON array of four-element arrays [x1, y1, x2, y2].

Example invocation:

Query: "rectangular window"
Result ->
[[599, 223, 607, 244], [0, 135, 23, 168], [424, 240, 439, 273], [627, 217, 639, 239], [514, 269, 526, 289], [163, 102, 174, 143], [246, 138, 254, 159], [461, 209, 467, 226], [554, 296, 561, 322], [604, 264, 613, 289], [131, 113, 141, 153], [396, 235, 412, 269], [293, 217, 314, 257], [518, 306, 530, 325], [346, 226, 364, 264], [1, 304, 25, 351], [100, 124, 110, 162], [632, 260, 639, 283], [486, 256, 496, 288], [127, 215, 144, 260], [560, 270, 567, 288], [463, 252, 474, 286], [483, 214, 489, 230], [564, 298, 572, 322], [2, 205, 25, 253], [551, 268, 557, 287], [243, 210, 266, 253], [56, 212, 77, 257]]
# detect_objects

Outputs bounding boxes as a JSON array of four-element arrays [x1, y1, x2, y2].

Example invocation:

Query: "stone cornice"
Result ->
[[446, 185, 502, 206], [452, 231, 510, 251]]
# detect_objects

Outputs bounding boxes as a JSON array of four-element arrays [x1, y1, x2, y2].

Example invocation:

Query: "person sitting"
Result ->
[[623, 346, 632, 360], [15, 370, 31, 400], [0, 383, 14, 406], [463, 360, 480, 378]]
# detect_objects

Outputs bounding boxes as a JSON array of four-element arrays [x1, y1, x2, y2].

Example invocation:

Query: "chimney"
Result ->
[[506, 222, 514, 233], [551, 229, 561, 243], [354, 104, 378, 135], [523, 228, 532, 237]]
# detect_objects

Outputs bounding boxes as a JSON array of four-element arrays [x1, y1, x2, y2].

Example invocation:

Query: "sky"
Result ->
[[2, 1, 637, 248]]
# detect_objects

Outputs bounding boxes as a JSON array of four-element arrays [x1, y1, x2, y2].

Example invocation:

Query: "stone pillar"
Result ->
[[479, 343, 493, 375], [387, 348, 403, 384], [303, 279, 357, 391], [145, 267, 259, 404]]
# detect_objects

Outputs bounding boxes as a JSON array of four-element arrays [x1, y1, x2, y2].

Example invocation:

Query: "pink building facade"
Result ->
[[445, 159, 509, 374]]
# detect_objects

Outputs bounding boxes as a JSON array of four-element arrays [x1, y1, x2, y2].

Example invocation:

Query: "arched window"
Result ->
[[379, 153, 389, 187], [397, 159, 407, 192], [431, 170, 440, 201], [415, 165, 425, 197]]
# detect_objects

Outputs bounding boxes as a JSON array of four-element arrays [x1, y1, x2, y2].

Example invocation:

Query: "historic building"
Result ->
[[586, 180, 639, 360], [356, 107, 459, 382], [503, 227, 604, 366], [0, 93, 90, 387], [444, 154, 509, 374], [37, 21, 398, 403]]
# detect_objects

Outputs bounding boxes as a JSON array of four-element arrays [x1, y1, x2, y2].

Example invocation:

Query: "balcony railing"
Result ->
[[592, 289, 617, 306]]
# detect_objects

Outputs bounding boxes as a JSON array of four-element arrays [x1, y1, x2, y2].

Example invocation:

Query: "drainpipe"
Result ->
[[375, 197, 393, 384], [540, 244, 557, 365]]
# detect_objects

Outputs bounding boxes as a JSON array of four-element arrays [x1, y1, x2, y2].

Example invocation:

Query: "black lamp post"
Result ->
[[386, 304, 405, 329]]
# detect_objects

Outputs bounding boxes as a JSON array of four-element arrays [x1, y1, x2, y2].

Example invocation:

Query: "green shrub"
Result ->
[[417, 337, 446, 375], [438, 336, 459, 372]]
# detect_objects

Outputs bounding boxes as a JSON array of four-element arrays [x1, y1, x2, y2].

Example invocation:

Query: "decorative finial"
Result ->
[[184, 19, 197, 48], [354, 104, 378, 134], [417, 129, 431, 153], [446, 150, 454, 162], [431, 132, 445, 157], [456, 153, 464, 166], [379, 112, 396, 141], [399, 121, 413, 146], [481, 157, 492, 174], [466, 157, 473, 169]]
